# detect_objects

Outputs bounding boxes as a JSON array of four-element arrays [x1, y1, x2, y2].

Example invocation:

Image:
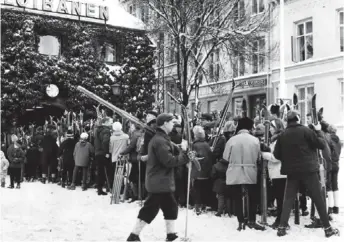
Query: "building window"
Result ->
[[208, 100, 218, 113], [252, 38, 265, 74], [129, 4, 136, 16], [252, 0, 265, 15], [340, 80, 344, 112], [102, 43, 116, 64], [233, 97, 243, 117], [297, 85, 314, 125], [169, 36, 177, 64], [209, 49, 220, 82], [38, 35, 60, 57], [296, 20, 313, 62], [340, 10, 343, 52]]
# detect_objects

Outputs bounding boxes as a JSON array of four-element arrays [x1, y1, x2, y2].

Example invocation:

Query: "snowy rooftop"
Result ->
[[0, 0, 146, 31]]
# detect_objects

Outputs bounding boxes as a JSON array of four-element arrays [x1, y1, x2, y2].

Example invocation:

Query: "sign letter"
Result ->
[[86, 3, 95, 18], [70, 1, 81, 16], [43, 0, 53, 11], [16, 0, 28, 7], [57, 0, 69, 14]]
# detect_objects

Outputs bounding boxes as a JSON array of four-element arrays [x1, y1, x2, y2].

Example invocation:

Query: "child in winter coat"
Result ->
[[68, 132, 94, 191], [7, 135, 25, 189], [1, 151, 9, 187], [211, 159, 230, 216], [191, 125, 214, 215]]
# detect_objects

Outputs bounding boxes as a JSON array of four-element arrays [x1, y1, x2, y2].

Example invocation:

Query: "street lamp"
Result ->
[[111, 83, 121, 96]]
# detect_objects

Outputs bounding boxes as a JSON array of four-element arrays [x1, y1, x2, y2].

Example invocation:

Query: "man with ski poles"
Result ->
[[273, 110, 339, 238], [127, 113, 190, 242]]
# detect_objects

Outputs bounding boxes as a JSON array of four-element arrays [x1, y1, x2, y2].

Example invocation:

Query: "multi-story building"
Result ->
[[121, 0, 344, 140]]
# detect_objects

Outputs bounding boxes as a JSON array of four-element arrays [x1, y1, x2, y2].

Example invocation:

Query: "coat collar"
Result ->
[[156, 128, 170, 140], [237, 129, 250, 135]]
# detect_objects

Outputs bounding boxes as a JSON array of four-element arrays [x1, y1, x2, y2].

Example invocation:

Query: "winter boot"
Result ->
[[1, 181, 5, 188], [126, 233, 141, 242], [62, 183, 66, 188], [271, 219, 280, 230], [237, 222, 245, 231], [67, 184, 76, 190], [98, 189, 107, 196], [166, 233, 178, 241], [82, 184, 87, 191], [325, 227, 340, 238], [247, 221, 266, 231], [41, 177, 46, 184], [305, 218, 323, 228], [16, 183, 21, 189], [328, 207, 334, 215], [333, 207, 339, 214], [277, 227, 287, 237], [302, 209, 309, 216]]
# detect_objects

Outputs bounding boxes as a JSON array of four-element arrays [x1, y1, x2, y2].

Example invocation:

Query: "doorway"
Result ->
[[249, 94, 266, 119]]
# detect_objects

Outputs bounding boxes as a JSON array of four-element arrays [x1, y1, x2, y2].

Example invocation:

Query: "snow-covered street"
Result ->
[[1, 159, 343, 242]]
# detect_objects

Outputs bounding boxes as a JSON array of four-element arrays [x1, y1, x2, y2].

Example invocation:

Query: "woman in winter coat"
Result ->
[[211, 158, 231, 216], [327, 124, 343, 214], [261, 118, 286, 229], [1, 150, 9, 187], [191, 125, 214, 215], [68, 132, 94, 191], [7, 135, 25, 189]]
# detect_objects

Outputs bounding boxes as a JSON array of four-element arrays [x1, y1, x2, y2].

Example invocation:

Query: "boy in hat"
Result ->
[[59, 129, 77, 188], [127, 113, 189, 242]]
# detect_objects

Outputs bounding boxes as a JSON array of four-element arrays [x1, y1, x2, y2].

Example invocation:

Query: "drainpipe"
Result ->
[[279, 0, 286, 100]]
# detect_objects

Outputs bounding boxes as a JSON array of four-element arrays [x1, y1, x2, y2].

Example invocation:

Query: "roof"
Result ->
[[0, 0, 146, 31]]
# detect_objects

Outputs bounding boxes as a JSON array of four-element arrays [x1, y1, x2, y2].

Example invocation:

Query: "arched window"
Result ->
[[38, 35, 60, 57]]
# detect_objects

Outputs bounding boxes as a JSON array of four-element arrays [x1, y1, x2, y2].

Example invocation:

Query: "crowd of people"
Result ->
[[0, 105, 342, 241]]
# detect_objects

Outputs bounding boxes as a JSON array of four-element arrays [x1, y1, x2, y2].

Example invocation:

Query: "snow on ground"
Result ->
[[1, 158, 344, 241]]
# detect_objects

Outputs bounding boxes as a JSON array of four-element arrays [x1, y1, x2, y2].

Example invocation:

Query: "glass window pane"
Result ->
[[340, 26, 343, 52], [252, 54, 258, 73], [104, 45, 115, 62], [252, 0, 258, 14], [307, 86, 314, 96], [306, 21, 313, 34], [239, 56, 245, 76], [299, 87, 305, 100], [38, 36, 60, 56], [340, 11, 343, 25], [297, 23, 304, 36], [297, 36, 305, 61], [306, 35, 313, 59], [259, 0, 265, 12]]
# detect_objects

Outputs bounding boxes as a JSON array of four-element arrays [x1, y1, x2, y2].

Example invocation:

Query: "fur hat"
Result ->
[[80, 132, 89, 140], [236, 117, 254, 132], [112, 122, 123, 132]]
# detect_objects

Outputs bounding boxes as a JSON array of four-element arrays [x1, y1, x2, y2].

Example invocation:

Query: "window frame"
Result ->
[[252, 37, 265, 74], [209, 49, 220, 82], [296, 84, 314, 125], [252, 0, 265, 15], [339, 10, 343, 52], [295, 19, 313, 62], [102, 42, 117, 65], [37, 35, 61, 58], [207, 100, 218, 113]]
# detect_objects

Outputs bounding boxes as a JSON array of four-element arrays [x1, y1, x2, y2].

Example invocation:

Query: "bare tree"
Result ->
[[146, 0, 273, 107]]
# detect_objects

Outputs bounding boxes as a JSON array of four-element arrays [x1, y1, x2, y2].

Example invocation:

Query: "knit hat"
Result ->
[[146, 111, 157, 125], [223, 121, 236, 133], [112, 122, 123, 132], [254, 123, 265, 136], [80, 132, 88, 140], [287, 110, 300, 121], [156, 113, 174, 127], [66, 130, 73, 138]]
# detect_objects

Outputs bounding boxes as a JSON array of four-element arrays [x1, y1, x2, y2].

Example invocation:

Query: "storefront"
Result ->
[[189, 73, 271, 120]]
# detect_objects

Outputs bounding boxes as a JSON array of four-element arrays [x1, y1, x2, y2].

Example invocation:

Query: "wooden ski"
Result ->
[[293, 93, 300, 225]]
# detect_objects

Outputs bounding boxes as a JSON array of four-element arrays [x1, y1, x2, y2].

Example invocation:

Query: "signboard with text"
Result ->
[[1, 0, 109, 21]]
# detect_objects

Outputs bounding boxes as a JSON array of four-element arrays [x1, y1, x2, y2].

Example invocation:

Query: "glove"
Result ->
[[181, 139, 188, 151], [105, 154, 110, 158], [314, 123, 321, 131]]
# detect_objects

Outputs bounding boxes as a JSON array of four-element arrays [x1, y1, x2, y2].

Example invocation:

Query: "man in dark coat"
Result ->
[[41, 125, 59, 184], [94, 117, 112, 195], [273, 110, 339, 238], [58, 130, 77, 188], [127, 113, 189, 242]]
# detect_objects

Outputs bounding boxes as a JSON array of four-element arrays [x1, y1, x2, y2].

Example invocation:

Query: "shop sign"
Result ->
[[237, 78, 267, 89], [1, 0, 109, 21]]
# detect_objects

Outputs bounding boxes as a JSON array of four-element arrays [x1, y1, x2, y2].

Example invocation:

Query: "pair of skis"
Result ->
[[110, 156, 130, 204]]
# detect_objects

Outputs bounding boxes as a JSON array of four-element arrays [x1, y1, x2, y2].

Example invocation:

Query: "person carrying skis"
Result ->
[[273, 110, 339, 238], [223, 117, 265, 231], [127, 113, 189, 242]]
